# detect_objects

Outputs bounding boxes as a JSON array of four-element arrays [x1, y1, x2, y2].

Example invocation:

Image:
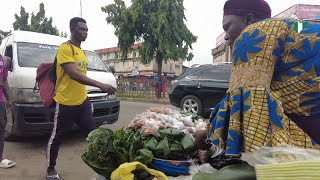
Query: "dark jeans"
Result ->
[[288, 114, 320, 143], [155, 84, 161, 99], [0, 103, 6, 161], [46, 99, 96, 168]]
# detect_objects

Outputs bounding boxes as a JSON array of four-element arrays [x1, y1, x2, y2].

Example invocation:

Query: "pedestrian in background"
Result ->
[[161, 73, 167, 98], [153, 73, 161, 99]]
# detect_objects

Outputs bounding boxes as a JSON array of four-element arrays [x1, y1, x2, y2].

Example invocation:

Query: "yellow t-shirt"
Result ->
[[54, 42, 88, 106]]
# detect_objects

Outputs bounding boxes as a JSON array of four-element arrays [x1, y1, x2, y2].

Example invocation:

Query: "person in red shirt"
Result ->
[[153, 73, 161, 99]]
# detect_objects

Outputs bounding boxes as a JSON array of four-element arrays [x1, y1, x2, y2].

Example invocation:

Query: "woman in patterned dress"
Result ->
[[207, 0, 320, 156]]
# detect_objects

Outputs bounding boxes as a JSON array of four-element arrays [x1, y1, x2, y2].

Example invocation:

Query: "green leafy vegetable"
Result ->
[[170, 141, 183, 153], [158, 128, 184, 139], [133, 149, 154, 165], [144, 128, 196, 160], [145, 137, 158, 150], [82, 128, 154, 177], [155, 136, 170, 158], [181, 134, 196, 151]]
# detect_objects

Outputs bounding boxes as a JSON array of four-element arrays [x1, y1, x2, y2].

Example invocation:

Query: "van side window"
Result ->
[[5, 45, 13, 71]]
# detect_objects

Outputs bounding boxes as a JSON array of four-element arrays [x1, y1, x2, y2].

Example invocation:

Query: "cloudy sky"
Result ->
[[1, 0, 320, 66]]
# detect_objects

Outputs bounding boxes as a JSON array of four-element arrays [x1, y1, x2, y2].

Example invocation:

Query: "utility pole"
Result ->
[[80, 0, 83, 18]]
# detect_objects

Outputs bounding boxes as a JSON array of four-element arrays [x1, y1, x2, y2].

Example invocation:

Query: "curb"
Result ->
[[119, 97, 171, 105]]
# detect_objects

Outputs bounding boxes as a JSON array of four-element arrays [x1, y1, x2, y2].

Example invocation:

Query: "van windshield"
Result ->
[[17, 42, 110, 72]]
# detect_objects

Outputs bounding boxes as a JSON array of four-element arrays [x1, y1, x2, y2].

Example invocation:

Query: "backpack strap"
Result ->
[[54, 41, 76, 93], [33, 42, 76, 93], [66, 40, 75, 57], [52, 41, 75, 75]]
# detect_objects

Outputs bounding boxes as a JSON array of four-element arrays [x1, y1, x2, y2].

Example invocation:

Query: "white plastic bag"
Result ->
[[194, 119, 207, 131], [168, 175, 193, 180], [90, 174, 107, 180], [210, 144, 224, 158], [188, 163, 217, 175], [253, 144, 320, 165], [182, 116, 195, 127]]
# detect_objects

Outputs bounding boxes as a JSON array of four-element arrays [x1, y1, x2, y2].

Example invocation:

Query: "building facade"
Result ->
[[212, 41, 231, 63], [95, 44, 183, 77], [212, 31, 231, 63], [274, 4, 320, 20], [212, 4, 320, 63]]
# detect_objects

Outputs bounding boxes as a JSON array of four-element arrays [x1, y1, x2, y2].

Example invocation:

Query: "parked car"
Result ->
[[0, 31, 120, 141], [169, 63, 231, 118]]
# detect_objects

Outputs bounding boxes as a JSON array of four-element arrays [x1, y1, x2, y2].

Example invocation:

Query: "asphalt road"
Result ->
[[0, 101, 173, 180]]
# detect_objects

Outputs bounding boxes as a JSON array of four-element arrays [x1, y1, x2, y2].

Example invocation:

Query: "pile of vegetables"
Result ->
[[82, 127, 197, 177], [128, 107, 207, 137], [82, 128, 153, 177], [144, 128, 196, 160]]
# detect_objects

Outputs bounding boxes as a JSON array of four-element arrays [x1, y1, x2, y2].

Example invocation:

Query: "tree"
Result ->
[[60, 31, 68, 38], [0, 30, 11, 45], [13, 6, 29, 31], [13, 3, 59, 36], [102, 0, 197, 73]]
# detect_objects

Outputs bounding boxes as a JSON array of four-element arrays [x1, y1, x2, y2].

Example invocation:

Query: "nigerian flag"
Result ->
[[294, 22, 307, 33]]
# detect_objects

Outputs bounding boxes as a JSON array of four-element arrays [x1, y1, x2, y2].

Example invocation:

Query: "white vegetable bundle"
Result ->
[[127, 107, 206, 137]]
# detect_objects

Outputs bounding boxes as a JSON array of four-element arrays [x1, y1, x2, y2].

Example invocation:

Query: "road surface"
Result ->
[[0, 101, 172, 180]]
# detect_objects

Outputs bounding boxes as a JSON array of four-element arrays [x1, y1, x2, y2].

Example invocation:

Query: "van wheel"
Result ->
[[180, 95, 203, 116], [5, 110, 19, 142]]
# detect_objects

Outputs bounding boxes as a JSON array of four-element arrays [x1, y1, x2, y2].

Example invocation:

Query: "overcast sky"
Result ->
[[1, 0, 320, 66]]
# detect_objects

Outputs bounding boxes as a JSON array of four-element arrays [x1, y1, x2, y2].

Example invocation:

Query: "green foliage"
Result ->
[[0, 30, 11, 44], [13, 6, 29, 31], [13, 3, 60, 36], [102, 0, 197, 73], [60, 31, 68, 38]]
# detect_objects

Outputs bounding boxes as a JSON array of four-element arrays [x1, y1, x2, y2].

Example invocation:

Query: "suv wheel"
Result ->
[[180, 95, 203, 116]]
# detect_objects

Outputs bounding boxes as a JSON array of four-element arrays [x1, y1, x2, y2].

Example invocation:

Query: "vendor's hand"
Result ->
[[99, 83, 116, 95]]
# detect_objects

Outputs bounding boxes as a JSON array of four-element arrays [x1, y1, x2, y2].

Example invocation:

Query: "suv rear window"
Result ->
[[198, 65, 231, 81], [187, 71, 202, 79]]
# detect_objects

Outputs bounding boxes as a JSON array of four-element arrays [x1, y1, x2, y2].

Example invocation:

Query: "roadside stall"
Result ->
[[82, 107, 320, 180]]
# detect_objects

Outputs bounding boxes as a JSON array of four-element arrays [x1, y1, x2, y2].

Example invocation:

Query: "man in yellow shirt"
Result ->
[[46, 17, 116, 180]]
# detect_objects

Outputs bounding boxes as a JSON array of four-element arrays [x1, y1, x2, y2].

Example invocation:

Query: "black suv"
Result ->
[[169, 63, 231, 118]]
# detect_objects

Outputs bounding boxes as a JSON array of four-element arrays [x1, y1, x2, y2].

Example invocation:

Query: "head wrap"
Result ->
[[223, 0, 271, 19]]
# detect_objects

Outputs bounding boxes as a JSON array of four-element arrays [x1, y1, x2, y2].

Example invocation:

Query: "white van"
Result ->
[[0, 31, 120, 140]]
